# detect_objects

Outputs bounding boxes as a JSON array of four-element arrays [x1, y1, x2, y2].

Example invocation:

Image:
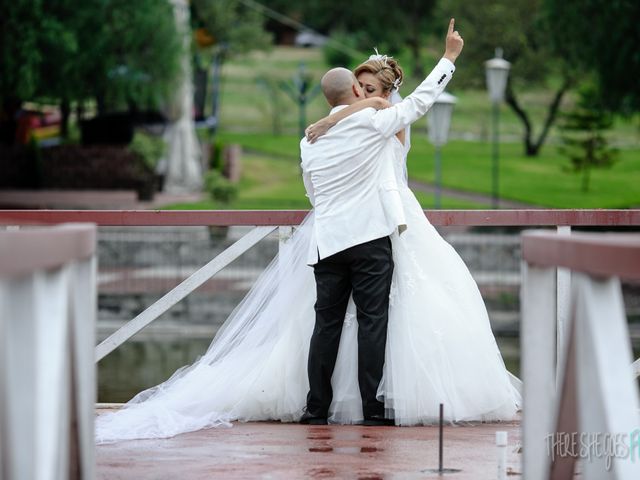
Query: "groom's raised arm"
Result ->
[[371, 18, 464, 138]]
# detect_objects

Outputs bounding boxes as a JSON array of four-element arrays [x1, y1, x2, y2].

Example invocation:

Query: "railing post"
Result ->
[[278, 226, 294, 253], [572, 274, 640, 479], [0, 285, 8, 480], [95, 225, 276, 361], [521, 261, 557, 480], [0, 224, 96, 480], [70, 256, 97, 478], [522, 230, 640, 479], [556, 226, 571, 387]]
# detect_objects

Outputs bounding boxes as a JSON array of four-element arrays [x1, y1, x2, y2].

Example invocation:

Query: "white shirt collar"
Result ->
[[330, 105, 349, 115]]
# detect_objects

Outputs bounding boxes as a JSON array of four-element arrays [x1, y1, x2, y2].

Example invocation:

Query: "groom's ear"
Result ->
[[352, 83, 363, 98]]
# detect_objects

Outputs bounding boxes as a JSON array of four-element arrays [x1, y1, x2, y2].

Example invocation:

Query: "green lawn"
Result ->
[[181, 46, 640, 211], [218, 47, 639, 146], [405, 138, 640, 208], [166, 151, 489, 210], [214, 132, 640, 209]]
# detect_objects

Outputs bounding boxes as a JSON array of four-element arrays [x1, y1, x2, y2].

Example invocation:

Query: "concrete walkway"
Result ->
[[242, 146, 541, 209], [96, 417, 522, 479], [0, 189, 203, 210], [407, 180, 541, 209]]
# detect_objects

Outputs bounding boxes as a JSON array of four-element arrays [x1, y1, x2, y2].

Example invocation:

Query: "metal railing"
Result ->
[[521, 230, 640, 480], [2, 209, 639, 368], [0, 223, 97, 480], [2, 208, 640, 478]]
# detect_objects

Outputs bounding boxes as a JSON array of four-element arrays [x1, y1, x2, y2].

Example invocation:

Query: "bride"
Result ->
[[96, 39, 521, 445]]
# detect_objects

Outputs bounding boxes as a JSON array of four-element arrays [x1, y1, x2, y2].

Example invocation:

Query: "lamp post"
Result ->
[[427, 92, 457, 209], [485, 48, 511, 209]]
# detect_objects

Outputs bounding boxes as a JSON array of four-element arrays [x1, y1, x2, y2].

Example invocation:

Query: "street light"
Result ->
[[427, 91, 457, 209], [485, 48, 511, 209]]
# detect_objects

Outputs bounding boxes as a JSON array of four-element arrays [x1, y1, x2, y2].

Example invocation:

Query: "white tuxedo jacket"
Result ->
[[300, 58, 455, 265]]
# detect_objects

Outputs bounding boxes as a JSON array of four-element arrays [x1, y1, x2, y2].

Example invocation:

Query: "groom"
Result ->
[[299, 19, 464, 426]]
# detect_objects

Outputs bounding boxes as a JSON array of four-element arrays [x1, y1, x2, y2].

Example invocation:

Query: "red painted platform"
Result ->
[[96, 417, 522, 479]]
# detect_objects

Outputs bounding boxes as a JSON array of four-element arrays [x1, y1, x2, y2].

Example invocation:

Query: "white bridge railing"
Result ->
[[2, 210, 639, 479], [521, 230, 640, 480], [0, 224, 97, 480], [94, 225, 279, 361]]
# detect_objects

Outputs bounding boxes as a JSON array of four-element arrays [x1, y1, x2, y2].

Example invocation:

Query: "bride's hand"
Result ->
[[374, 98, 392, 110], [305, 119, 331, 144], [444, 18, 464, 63]]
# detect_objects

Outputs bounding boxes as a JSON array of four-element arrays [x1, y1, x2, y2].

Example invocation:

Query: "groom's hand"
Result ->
[[444, 18, 464, 64]]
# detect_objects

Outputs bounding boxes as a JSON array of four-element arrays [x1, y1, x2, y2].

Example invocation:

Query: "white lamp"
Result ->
[[427, 92, 457, 209], [485, 48, 511, 208], [485, 48, 511, 104]]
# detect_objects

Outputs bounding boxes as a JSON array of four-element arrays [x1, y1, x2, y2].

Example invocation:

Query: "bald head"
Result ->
[[321, 68, 361, 107]]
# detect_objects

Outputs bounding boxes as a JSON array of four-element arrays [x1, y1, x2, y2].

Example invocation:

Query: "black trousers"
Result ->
[[306, 236, 394, 418]]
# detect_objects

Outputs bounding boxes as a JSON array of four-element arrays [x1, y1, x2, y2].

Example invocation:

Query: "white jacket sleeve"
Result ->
[[302, 166, 315, 207], [371, 58, 456, 138]]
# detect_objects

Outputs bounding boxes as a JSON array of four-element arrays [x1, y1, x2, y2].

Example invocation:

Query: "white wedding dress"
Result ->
[[95, 129, 521, 443]]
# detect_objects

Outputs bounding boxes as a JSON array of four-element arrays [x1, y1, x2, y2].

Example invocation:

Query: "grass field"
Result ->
[[167, 151, 490, 210], [167, 46, 639, 211], [218, 46, 639, 146], [214, 132, 640, 209]]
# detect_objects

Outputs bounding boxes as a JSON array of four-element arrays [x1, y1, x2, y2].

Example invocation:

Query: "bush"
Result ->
[[210, 140, 224, 171], [129, 131, 166, 171], [204, 170, 237, 204]]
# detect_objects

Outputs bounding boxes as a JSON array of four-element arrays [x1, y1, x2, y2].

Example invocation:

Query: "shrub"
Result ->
[[129, 131, 166, 171], [204, 170, 237, 204]]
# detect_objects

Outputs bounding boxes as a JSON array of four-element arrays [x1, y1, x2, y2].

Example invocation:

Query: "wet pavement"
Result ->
[[96, 417, 522, 479]]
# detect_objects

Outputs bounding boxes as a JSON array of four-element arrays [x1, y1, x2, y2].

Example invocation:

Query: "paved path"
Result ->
[[407, 180, 542, 209], [0, 189, 203, 209], [0, 183, 539, 211], [242, 146, 542, 209], [96, 413, 523, 479]]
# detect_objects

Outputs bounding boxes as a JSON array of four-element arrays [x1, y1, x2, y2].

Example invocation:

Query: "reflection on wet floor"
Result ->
[[309, 446, 333, 453], [96, 417, 522, 479], [306, 426, 386, 456], [308, 446, 384, 454]]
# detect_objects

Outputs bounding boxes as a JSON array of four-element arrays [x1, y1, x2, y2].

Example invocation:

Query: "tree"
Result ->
[[93, 0, 183, 114], [189, 0, 273, 124], [545, 0, 640, 115], [0, 0, 183, 144], [262, 0, 438, 76], [192, 0, 273, 57], [35, 0, 106, 136], [558, 83, 618, 192], [0, 0, 48, 143], [439, 0, 576, 156]]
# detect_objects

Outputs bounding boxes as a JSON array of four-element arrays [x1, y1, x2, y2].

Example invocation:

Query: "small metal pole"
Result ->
[[422, 402, 461, 475], [439, 403, 444, 473], [491, 101, 500, 209]]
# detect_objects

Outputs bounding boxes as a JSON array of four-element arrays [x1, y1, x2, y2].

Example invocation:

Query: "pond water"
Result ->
[[95, 226, 640, 403], [97, 334, 640, 403]]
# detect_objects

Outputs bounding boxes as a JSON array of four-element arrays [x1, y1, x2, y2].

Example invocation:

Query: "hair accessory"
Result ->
[[368, 48, 402, 91], [368, 47, 392, 65]]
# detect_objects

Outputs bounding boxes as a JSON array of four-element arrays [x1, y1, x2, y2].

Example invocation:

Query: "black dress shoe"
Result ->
[[299, 411, 328, 425], [362, 415, 394, 426]]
